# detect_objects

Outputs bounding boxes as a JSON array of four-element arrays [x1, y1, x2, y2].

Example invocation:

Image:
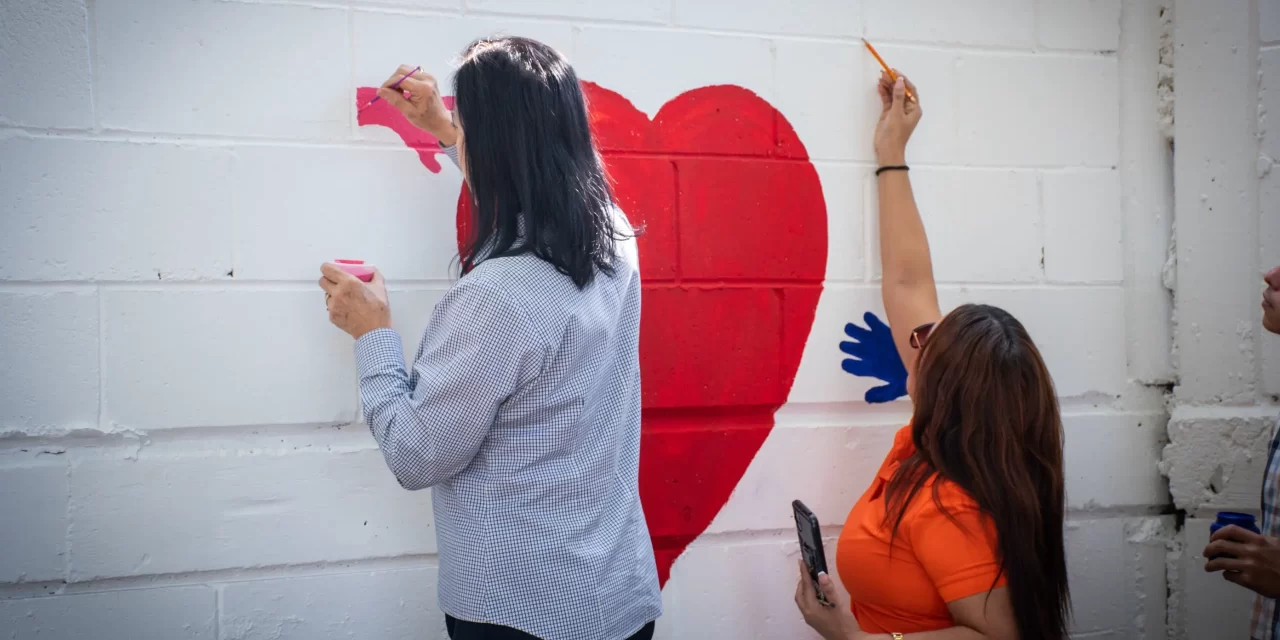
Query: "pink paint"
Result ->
[[332, 259, 375, 282], [355, 87, 457, 173]]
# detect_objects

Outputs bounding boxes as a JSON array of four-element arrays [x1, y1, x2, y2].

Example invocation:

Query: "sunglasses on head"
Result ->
[[910, 322, 935, 349]]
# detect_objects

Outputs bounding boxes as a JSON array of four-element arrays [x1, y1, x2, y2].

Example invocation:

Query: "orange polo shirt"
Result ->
[[836, 426, 1006, 634]]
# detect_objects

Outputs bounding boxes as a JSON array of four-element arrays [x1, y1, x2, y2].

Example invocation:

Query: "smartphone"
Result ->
[[793, 499, 833, 607]]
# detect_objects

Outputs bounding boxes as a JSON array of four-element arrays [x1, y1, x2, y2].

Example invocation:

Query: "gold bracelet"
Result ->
[[891, 634, 904, 640]]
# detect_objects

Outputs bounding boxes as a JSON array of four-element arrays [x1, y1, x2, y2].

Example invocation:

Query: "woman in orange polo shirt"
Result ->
[[793, 73, 1070, 639]]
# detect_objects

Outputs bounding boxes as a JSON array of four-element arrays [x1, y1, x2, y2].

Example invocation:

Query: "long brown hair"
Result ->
[[884, 303, 1069, 639]]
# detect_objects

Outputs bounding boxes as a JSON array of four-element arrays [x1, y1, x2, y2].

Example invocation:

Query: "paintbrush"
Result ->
[[364, 65, 422, 109], [863, 40, 916, 103]]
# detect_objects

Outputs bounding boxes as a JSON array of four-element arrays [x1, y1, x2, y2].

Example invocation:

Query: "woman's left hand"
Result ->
[[320, 263, 392, 339], [795, 559, 863, 640]]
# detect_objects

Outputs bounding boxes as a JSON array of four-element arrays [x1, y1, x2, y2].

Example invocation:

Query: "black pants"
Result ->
[[445, 616, 655, 640]]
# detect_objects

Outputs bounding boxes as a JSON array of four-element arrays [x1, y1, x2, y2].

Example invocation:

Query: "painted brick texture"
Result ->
[[1160, 0, 1280, 633], [1, 0, 1177, 638]]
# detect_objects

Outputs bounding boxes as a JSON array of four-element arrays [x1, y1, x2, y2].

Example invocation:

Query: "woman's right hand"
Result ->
[[873, 71, 921, 166], [377, 65, 457, 147]]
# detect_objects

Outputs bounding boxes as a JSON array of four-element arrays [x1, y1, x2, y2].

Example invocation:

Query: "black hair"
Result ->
[[453, 36, 627, 289]]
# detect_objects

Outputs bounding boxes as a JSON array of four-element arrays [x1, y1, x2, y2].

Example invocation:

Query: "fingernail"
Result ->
[[403, 90, 412, 98]]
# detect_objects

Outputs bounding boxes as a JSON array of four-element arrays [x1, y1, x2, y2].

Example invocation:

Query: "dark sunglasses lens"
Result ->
[[911, 323, 935, 349]]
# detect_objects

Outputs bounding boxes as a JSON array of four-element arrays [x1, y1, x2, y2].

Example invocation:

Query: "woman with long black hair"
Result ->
[[319, 37, 661, 640]]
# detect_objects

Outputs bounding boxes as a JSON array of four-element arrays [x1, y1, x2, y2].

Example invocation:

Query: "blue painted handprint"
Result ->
[[840, 312, 908, 404]]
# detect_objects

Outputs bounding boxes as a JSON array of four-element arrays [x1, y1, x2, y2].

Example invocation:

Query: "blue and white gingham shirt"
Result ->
[[353, 146, 661, 640], [1253, 414, 1280, 639]]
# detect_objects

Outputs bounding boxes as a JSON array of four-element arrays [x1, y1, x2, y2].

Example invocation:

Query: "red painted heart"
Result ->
[[358, 82, 827, 586]]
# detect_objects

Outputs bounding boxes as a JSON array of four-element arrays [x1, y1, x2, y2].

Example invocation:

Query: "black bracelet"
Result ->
[[875, 165, 909, 176]]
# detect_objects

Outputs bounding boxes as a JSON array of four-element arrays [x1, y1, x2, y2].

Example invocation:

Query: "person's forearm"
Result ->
[[877, 169, 935, 289], [435, 128, 458, 148], [354, 329, 442, 490]]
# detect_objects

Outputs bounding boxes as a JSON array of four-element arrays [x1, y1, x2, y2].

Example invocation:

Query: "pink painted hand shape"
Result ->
[[356, 87, 456, 174]]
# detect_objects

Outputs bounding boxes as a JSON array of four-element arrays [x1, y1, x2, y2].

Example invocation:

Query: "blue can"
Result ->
[[1208, 512, 1261, 560], [1210, 511, 1261, 537]]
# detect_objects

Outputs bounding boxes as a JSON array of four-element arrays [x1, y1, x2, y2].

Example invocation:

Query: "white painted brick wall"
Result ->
[[865, 0, 1037, 48], [1262, 42, 1280, 399], [659, 533, 856, 639], [0, 0, 92, 129], [102, 290, 360, 429], [775, 40, 876, 163], [785, 287, 891, 404], [1264, 0, 1280, 45], [1063, 412, 1168, 509], [573, 28, 775, 117], [869, 169, 1042, 283], [1170, 0, 1260, 404], [0, 0, 1187, 637], [858, 44, 959, 164], [674, 0, 859, 37], [351, 11, 576, 124], [1174, 517, 1253, 639], [95, 0, 350, 138], [1262, 40, 1280, 398], [1066, 517, 1171, 638], [0, 138, 235, 281], [0, 586, 217, 640], [67, 436, 435, 581], [782, 284, 1133, 404], [942, 286, 1129, 397], [232, 146, 461, 281], [469, 0, 670, 24], [1119, 0, 1175, 387], [364, 0, 460, 11], [1163, 0, 1280, 633], [1035, 0, 1122, 51], [1043, 170, 1125, 283], [812, 163, 867, 281], [0, 457, 68, 583], [0, 292, 99, 432], [220, 567, 445, 640], [955, 54, 1120, 167]]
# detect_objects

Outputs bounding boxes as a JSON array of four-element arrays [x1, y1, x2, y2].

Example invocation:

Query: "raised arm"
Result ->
[[874, 73, 941, 388]]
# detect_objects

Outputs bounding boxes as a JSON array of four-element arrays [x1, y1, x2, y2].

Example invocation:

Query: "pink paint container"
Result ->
[[333, 259, 375, 283]]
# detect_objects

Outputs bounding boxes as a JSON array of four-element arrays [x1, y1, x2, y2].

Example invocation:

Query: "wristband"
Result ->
[[875, 165, 909, 176]]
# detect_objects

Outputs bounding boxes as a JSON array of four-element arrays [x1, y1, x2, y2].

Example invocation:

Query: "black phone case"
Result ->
[[792, 499, 833, 606]]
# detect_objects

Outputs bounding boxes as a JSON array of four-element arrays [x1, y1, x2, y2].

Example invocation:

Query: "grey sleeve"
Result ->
[[353, 280, 544, 490]]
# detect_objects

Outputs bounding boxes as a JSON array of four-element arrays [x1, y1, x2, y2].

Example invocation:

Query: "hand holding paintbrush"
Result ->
[[863, 40, 916, 103], [871, 67, 921, 166], [368, 64, 457, 147]]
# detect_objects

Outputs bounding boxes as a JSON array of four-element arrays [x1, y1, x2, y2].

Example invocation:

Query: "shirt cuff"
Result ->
[[439, 142, 460, 168], [354, 327, 405, 377]]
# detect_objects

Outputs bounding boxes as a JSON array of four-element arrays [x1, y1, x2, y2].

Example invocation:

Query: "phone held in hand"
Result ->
[[793, 499, 834, 608]]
